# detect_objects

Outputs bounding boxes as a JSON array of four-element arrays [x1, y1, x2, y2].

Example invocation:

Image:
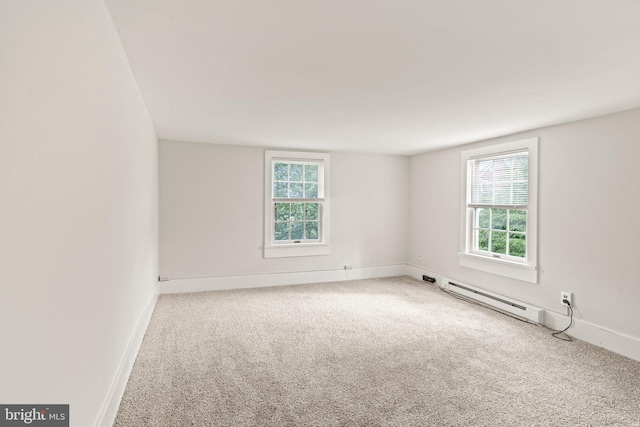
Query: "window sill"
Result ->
[[458, 252, 537, 283], [264, 243, 330, 259]]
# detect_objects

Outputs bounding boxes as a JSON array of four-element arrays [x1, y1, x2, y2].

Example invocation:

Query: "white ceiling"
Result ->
[[104, 0, 640, 155]]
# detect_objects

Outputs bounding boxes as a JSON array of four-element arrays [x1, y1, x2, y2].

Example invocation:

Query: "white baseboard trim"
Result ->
[[159, 264, 408, 294], [404, 264, 444, 285], [88, 264, 639, 427], [407, 264, 640, 362], [163, 263, 640, 362], [95, 288, 159, 427], [544, 310, 640, 362]]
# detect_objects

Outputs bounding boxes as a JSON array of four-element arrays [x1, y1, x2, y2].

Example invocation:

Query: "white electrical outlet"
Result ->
[[560, 291, 572, 307]]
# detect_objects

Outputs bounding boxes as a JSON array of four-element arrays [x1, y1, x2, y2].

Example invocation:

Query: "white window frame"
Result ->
[[459, 138, 538, 283], [264, 150, 330, 258]]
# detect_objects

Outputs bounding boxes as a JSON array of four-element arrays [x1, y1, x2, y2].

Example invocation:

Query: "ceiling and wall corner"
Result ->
[[104, 0, 640, 155]]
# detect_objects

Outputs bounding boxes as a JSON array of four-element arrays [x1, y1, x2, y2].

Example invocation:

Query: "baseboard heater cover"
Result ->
[[442, 278, 544, 324]]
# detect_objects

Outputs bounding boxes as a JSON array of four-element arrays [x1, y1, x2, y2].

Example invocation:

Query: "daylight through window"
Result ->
[[459, 138, 538, 283], [264, 151, 330, 258], [273, 161, 322, 242], [469, 151, 529, 260]]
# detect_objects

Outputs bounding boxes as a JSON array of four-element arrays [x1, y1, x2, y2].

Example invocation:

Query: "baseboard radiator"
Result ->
[[441, 278, 545, 324]]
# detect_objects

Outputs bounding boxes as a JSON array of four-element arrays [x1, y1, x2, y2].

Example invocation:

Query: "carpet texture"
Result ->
[[114, 276, 640, 426]]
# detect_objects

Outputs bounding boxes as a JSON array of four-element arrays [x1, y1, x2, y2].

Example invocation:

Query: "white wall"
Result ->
[[159, 141, 409, 280], [0, 2, 158, 426], [409, 108, 640, 342]]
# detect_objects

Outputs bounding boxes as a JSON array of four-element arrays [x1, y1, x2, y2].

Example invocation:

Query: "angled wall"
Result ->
[[0, 1, 158, 426]]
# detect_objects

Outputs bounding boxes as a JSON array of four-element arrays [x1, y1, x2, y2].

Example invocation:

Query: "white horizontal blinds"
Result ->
[[470, 150, 528, 208]]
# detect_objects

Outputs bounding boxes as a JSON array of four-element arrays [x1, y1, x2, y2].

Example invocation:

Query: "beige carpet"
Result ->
[[114, 276, 640, 426]]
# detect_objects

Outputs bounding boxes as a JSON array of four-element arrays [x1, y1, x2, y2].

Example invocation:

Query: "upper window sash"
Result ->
[[271, 159, 325, 200], [468, 150, 529, 208]]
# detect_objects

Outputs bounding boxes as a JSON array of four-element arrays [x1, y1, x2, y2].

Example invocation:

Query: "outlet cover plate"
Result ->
[[560, 291, 572, 306]]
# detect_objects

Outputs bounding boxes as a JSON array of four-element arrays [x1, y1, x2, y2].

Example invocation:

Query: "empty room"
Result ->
[[1, 1, 639, 426]]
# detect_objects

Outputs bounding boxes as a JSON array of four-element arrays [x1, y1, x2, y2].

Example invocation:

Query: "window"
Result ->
[[264, 150, 330, 258], [460, 138, 538, 283]]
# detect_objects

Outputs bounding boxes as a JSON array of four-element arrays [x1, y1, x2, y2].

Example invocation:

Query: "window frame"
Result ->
[[459, 138, 538, 283], [264, 150, 330, 258]]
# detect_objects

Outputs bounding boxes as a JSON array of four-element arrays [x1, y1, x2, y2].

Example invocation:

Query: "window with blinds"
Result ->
[[468, 150, 529, 260], [460, 138, 537, 282]]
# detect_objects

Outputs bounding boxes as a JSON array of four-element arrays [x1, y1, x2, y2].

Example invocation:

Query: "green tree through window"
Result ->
[[273, 162, 321, 242], [469, 151, 529, 260]]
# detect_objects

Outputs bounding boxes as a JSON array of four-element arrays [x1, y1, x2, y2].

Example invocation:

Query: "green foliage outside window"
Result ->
[[274, 202, 319, 241], [273, 162, 319, 199], [273, 161, 321, 242], [474, 208, 526, 258]]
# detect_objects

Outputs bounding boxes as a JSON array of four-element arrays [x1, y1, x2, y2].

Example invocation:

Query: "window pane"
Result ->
[[464, 144, 534, 270], [291, 222, 304, 240], [478, 229, 489, 251], [509, 233, 526, 258], [289, 183, 303, 198], [473, 182, 493, 205], [471, 159, 494, 204], [274, 163, 288, 181], [305, 203, 318, 220], [266, 152, 329, 254], [274, 182, 288, 198], [493, 158, 512, 181], [291, 203, 304, 220], [513, 182, 528, 205], [513, 155, 528, 180], [304, 183, 318, 198], [289, 164, 303, 181], [491, 231, 507, 254], [509, 210, 527, 232], [491, 209, 507, 230], [304, 164, 318, 182], [275, 203, 290, 221], [305, 221, 318, 240], [476, 208, 490, 229], [275, 222, 289, 241], [471, 153, 528, 207], [494, 182, 511, 205]]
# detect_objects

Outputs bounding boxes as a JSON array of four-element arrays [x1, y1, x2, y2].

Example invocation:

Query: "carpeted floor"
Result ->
[[114, 276, 640, 426]]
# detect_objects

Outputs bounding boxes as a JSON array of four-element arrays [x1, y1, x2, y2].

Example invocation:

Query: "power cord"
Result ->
[[434, 281, 574, 341], [551, 299, 573, 341]]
